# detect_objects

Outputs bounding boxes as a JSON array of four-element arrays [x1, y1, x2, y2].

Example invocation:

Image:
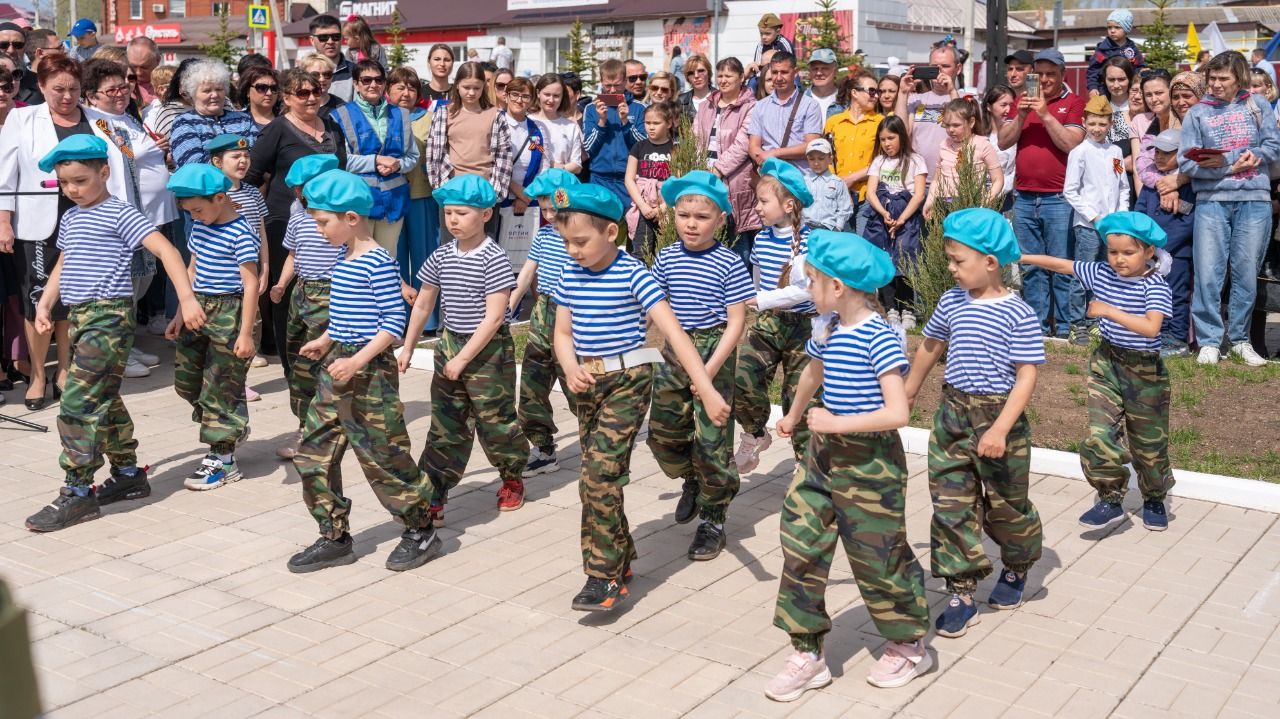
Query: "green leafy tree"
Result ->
[[562, 19, 594, 86], [645, 113, 718, 265], [386, 8, 416, 68], [1140, 0, 1185, 74], [201, 8, 242, 72]]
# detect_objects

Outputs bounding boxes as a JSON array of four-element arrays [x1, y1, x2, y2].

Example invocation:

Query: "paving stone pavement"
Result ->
[[2, 335, 1279, 718]]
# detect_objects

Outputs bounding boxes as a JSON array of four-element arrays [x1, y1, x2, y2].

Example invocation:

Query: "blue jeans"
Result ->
[[1192, 199, 1271, 347], [1069, 223, 1104, 327], [1014, 191, 1074, 335]]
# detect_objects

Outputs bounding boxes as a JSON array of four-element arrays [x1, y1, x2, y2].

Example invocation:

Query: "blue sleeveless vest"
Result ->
[[332, 101, 412, 222]]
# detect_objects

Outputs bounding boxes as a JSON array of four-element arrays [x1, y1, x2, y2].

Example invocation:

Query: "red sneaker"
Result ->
[[497, 479, 525, 511]]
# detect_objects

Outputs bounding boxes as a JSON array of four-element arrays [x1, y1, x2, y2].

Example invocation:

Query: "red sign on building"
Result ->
[[113, 24, 183, 45]]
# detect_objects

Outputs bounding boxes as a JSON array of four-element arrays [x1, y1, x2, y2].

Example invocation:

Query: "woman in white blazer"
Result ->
[[0, 54, 135, 409]]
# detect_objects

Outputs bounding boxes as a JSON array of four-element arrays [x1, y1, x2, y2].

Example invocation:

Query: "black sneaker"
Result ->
[[571, 576, 628, 612], [523, 445, 560, 477], [688, 521, 726, 561], [287, 534, 356, 573], [26, 487, 101, 532], [385, 527, 441, 571], [674, 478, 699, 524], [97, 465, 151, 506]]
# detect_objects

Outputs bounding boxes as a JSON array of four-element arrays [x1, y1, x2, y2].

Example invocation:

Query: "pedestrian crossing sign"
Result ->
[[248, 5, 270, 29]]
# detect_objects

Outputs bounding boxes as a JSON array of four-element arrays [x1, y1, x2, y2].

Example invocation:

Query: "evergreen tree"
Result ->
[[807, 0, 858, 67], [562, 18, 594, 86], [386, 8, 415, 67], [201, 8, 242, 72], [1140, 0, 1185, 74]]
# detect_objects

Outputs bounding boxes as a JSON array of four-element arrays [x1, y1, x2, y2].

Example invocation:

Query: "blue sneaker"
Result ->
[[1078, 500, 1126, 529], [935, 594, 980, 638], [183, 454, 242, 491], [1142, 499, 1168, 531], [987, 569, 1027, 610]]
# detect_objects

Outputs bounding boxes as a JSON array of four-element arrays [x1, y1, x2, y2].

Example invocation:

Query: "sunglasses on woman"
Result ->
[[290, 88, 321, 99], [0, 82, 13, 94], [253, 83, 279, 94]]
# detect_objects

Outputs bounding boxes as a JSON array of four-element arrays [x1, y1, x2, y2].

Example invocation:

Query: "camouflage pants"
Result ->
[[518, 294, 568, 450], [929, 385, 1042, 595], [285, 279, 330, 426], [419, 326, 528, 501], [573, 364, 651, 580], [294, 345, 434, 539], [58, 299, 138, 486], [647, 325, 739, 524], [1082, 341, 1174, 504], [734, 310, 817, 460], [775, 431, 930, 651], [174, 294, 250, 454]]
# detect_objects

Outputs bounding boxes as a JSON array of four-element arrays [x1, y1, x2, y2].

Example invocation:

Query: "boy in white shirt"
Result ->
[[1063, 95, 1129, 346]]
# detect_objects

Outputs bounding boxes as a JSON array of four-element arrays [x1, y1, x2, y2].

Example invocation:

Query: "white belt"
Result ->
[[578, 347, 664, 374]]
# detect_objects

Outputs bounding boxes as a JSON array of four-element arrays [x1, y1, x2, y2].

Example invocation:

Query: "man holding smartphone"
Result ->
[[894, 44, 961, 182]]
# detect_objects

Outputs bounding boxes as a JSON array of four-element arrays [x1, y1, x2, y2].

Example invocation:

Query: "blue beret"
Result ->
[[167, 163, 233, 198], [434, 174, 498, 208], [38, 135, 109, 173], [759, 157, 813, 208], [1097, 211, 1166, 249], [284, 154, 339, 188], [942, 208, 1021, 266], [526, 168, 580, 198], [203, 133, 250, 154], [303, 169, 374, 215], [806, 230, 895, 293], [550, 182, 624, 222], [660, 170, 731, 215]]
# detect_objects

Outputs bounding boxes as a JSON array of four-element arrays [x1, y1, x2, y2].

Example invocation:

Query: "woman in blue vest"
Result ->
[[330, 58, 420, 256]]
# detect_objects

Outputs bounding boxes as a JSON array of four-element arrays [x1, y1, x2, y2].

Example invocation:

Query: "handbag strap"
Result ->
[[780, 91, 804, 148]]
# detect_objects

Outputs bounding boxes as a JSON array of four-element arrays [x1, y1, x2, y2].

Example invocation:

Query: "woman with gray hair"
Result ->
[[169, 59, 258, 167]]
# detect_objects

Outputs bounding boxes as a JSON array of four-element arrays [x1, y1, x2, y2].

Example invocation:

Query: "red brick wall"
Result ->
[[104, 0, 258, 29]]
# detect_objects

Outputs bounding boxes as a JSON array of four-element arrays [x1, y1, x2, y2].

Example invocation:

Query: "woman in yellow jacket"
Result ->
[[824, 70, 884, 235]]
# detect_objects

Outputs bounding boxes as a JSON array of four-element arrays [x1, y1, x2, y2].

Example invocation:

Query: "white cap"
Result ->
[[806, 138, 833, 155]]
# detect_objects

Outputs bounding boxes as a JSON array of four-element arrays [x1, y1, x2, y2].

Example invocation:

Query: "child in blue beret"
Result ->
[[548, 181, 729, 611], [647, 170, 755, 560], [400, 174, 531, 518], [289, 169, 441, 574], [1022, 210, 1175, 532], [164, 163, 261, 492], [904, 208, 1045, 637], [769, 229, 931, 700], [23, 136, 208, 532], [735, 157, 816, 474], [267, 154, 346, 460], [508, 168, 580, 477]]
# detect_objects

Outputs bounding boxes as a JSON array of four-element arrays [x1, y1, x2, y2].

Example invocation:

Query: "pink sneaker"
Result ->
[[867, 640, 932, 688], [764, 651, 831, 702], [734, 431, 772, 474], [245, 386, 261, 402]]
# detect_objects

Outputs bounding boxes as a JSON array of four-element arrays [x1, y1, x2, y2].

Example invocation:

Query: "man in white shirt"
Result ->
[[806, 48, 842, 119], [493, 36, 514, 71]]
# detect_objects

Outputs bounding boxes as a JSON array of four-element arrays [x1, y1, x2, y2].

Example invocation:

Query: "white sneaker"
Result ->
[[129, 347, 159, 366], [276, 430, 301, 460], [146, 315, 169, 336], [886, 309, 901, 326], [1230, 342, 1268, 367], [250, 355, 269, 368], [123, 358, 151, 378], [734, 431, 772, 474], [900, 310, 917, 331], [1196, 346, 1220, 365]]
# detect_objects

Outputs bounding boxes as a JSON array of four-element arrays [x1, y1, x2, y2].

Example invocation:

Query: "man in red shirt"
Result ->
[[997, 48, 1086, 336]]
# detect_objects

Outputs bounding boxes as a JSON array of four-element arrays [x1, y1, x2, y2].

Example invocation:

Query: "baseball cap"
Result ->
[[1152, 128, 1182, 152], [1005, 49, 1034, 65], [758, 13, 783, 29], [69, 18, 96, 38], [1034, 48, 1066, 68], [809, 48, 837, 65], [806, 138, 833, 155]]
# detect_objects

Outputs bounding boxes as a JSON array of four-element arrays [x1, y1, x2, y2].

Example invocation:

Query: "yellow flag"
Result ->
[[1186, 23, 1201, 61]]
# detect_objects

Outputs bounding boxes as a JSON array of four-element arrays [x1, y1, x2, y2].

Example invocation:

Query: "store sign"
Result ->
[[591, 22, 633, 63], [113, 24, 182, 45], [339, 0, 398, 17]]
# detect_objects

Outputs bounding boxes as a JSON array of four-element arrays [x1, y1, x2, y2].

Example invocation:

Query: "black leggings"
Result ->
[[879, 277, 916, 313]]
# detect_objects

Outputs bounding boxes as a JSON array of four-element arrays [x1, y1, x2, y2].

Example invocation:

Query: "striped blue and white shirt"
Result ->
[[228, 183, 268, 241], [751, 224, 813, 314], [283, 201, 344, 280], [56, 197, 156, 306], [418, 237, 516, 334], [923, 288, 1046, 395], [528, 224, 572, 297], [807, 314, 909, 415], [1074, 261, 1172, 352], [188, 217, 259, 295], [651, 241, 755, 330], [552, 250, 666, 357], [328, 247, 406, 345]]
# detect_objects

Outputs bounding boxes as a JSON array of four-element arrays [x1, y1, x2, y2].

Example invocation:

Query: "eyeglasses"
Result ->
[[357, 76, 385, 86], [855, 86, 881, 96], [96, 85, 131, 97], [626, 74, 646, 82], [507, 92, 531, 102], [312, 33, 341, 43], [290, 88, 321, 99], [0, 82, 13, 94], [252, 83, 279, 94], [649, 85, 671, 93], [687, 68, 708, 76], [0, 41, 24, 50]]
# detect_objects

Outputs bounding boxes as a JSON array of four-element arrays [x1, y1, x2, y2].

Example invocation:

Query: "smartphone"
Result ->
[[1025, 73, 1041, 99], [599, 93, 625, 107], [913, 65, 940, 81]]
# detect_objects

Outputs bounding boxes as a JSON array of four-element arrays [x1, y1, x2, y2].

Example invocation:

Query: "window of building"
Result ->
[[130, 0, 142, 19], [212, 2, 230, 14], [543, 36, 573, 74], [169, 0, 186, 18]]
